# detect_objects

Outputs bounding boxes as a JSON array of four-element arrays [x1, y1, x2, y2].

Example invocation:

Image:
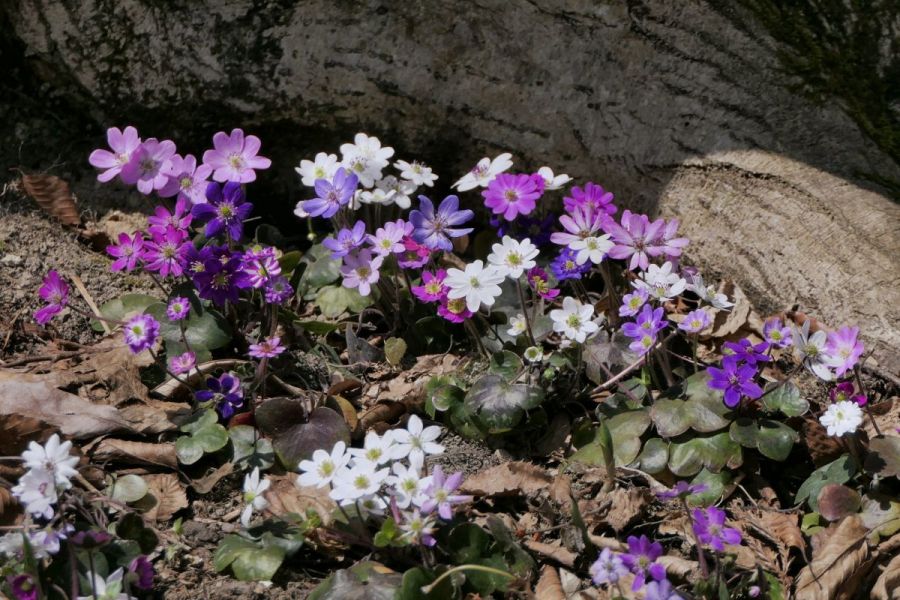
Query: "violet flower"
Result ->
[[142, 226, 190, 278], [622, 304, 668, 339], [482, 173, 542, 220], [563, 181, 617, 216], [192, 181, 254, 241], [419, 465, 472, 519], [656, 481, 708, 501], [409, 195, 474, 251], [123, 314, 159, 354], [678, 309, 711, 334], [128, 555, 155, 591], [89, 126, 142, 183], [412, 269, 448, 303], [619, 535, 667, 591], [192, 248, 247, 306], [264, 275, 293, 304], [340, 249, 383, 297], [159, 153, 213, 204], [34, 270, 69, 325], [723, 338, 771, 365], [202, 128, 271, 183], [551, 247, 591, 281], [241, 251, 281, 289], [166, 296, 190, 321], [763, 318, 793, 349], [8, 574, 38, 600], [590, 548, 628, 586], [706, 355, 763, 408], [147, 196, 193, 234], [324, 220, 368, 258], [604, 210, 664, 271], [120, 138, 177, 194], [196, 372, 244, 419], [691, 506, 742, 551], [644, 579, 682, 600], [301, 167, 358, 218], [830, 381, 867, 406], [826, 326, 864, 378], [106, 232, 144, 272]]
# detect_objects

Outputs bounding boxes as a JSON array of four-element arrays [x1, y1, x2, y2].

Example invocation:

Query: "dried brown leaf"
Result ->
[[658, 555, 699, 582], [264, 474, 335, 526], [803, 417, 846, 467], [0, 414, 55, 456], [190, 462, 234, 495], [795, 515, 872, 600], [0, 487, 21, 527], [534, 565, 565, 600], [707, 281, 750, 338], [142, 473, 188, 522], [118, 398, 188, 435], [602, 487, 650, 532], [461, 461, 552, 497], [21, 174, 81, 226], [93, 439, 177, 469], [525, 540, 577, 568], [549, 474, 573, 509], [872, 552, 900, 600]]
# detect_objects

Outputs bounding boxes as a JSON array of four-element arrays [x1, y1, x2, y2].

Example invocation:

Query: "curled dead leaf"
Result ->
[[795, 515, 871, 600], [0, 414, 55, 456], [93, 439, 178, 470], [461, 461, 552, 497], [524, 539, 577, 568], [534, 565, 565, 600], [0, 487, 21, 527], [21, 174, 81, 226], [142, 473, 188, 522], [602, 487, 651, 532], [872, 552, 900, 600], [190, 462, 234, 495]]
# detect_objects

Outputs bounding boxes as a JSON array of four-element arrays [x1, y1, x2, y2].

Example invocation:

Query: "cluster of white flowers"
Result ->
[[11, 434, 79, 521]]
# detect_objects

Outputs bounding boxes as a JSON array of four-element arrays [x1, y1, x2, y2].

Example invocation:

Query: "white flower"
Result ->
[[240, 467, 271, 528], [507, 314, 528, 337], [30, 524, 73, 557], [569, 234, 614, 266], [330, 462, 389, 502], [341, 133, 394, 188], [445, 260, 507, 313], [792, 321, 841, 381], [295, 152, 339, 187], [391, 415, 444, 463], [355, 187, 396, 208], [550, 296, 599, 343], [453, 153, 513, 191], [395, 160, 438, 187], [78, 568, 135, 600], [487, 236, 539, 279], [0, 533, 24, 558], [633, 262, 687, 301], [293, 201, 310, 219], [376, 176, 417, 209], [21, 434, 79, 489], [297, 441, 351, 488], [524, 346, 544, 363], [349, 431, 395, 466], [819, 400, 863, 437], [12, 467, 57, 519], [398, 509, 438, 545], [537, 166, 572, 191], [688, 274, 733, 310], [356, 493, 388, 516], [387, 453, 431, 509]]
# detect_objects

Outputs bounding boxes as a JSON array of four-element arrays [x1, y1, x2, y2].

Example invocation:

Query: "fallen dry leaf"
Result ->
[[0, 487, 21, 527], [374, 353, 465, 407], [461, 461, 552, 497], [602, 487, 651, 532], [657, 555, 699, 582], [707, 281, 751, 338], [795, 515, 872, 600], [190, 462, 235, 495], [534, 565, 565, 600], [21, 173, 81, 226], [264, 474, 335, 526], [0, 414, 55, 456], [93, 439, 178, 470], [141, 473, 188, 522], [872, 552, 900, 600], [549, 474, 573, 509], [524, 539, 577, 568], [803, 417, 846, 467], [118, 398, 188, 435]]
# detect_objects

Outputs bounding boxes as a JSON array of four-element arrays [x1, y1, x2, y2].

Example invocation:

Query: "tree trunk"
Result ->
[[2, 0, 899, 371]]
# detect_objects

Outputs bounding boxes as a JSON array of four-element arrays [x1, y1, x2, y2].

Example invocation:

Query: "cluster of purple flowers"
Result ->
[[622, 303, 668, 355], [705, 338, 768, 408]]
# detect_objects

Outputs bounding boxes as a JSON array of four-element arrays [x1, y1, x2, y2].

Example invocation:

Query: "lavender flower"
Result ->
[[622, 304, 668, 339], [301, 167, 358, 218], [678, 309, 710, 334], [88, 125, 142, 183], [368, 219, 411, 256], [409, 195, 474, 251], [159, 153, 213, 204], [147, 196, 192, 234], [826, 326, 864, 378], [169, 351, 196, 375], [264, 275, 294, 304], [619, 288, 650, 317], [723, 338, 771, 365], [34, 270, 69, 325], [249, 336, 286, 359], [120, 138, 177, 194], [590, 548, 628, 586], [398, 510, 438, 547], [196, 372, 244, 419], [123, 314, 159, 354], [341, 249, 383, 297], [691, 506, 742, 551], [604, 210, 664, 271], [644, 579, 682, 600], [106, 232, 144, 272], [166, 296, 190, 321], [324, 220, 368, 258], [620, 535, 667, 591], [419, 465, 472, 519], [763, 318, 792, 348], [192, 182, 254, 241], [550, 247, 591, 281], [482, 173, 542, 220], [706, 356, 763, 408], [202, 128, 271, 183], [550, 206, 605, 249], [563, 181, 617, 216]]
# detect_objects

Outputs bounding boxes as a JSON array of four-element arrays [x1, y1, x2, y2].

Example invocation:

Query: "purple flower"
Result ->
[[241, 251, 281, 289], [123, 314, 159, 354], [644, 579, 682, 600], [563, 181, 617, 217], [192, 182, 254, 241], [196, 372, 244, 419], [623, 304, 668, 340], [656, 481, 708, 501], [409, 195, 474, 251], [527, 267, 560, 300], [120, 138, 177, 194], [550, 206, 604, 248], [147, 196, 193, 234], [550, 247, 591, 281], [34, 270, 69, 325], [106, 232, 145, 272], [169, 351, 196, 375], [482, 173, 542, 220], [301, 167, 358, 218], [69, 530, 112, 548], [763, 318, 793, 349], [192, 247, 247, 306], [604, 210, 664, 271], [590, 548, 628, 586], [438, 296, 473, 323], [341, 249, 383, 297], [678, 309, 711, 334], [159, 153, 213, 204], [396, 237, 432, 268], [249, 336, 286, 359], [420, 466, 472, 519], [324, 220, 368, 258], [656, 219, 690, 264], [368, 219, 411, 256], [202, 128, 271, 183], [706, 356, 763, 408], [89, 126, 142, 183], [8, 574, 37, 600], [691, 506, 742, 551], [830, 381, 867, 406], [264, 275, 293, 305], [629, 333, 657, 355], [412, 269, 448, 303], [166, 296, 190, 321], [826, 326, 864, 378], [620, 535, 667, 591], [724, 338, 771, 365], [142, 226, 190, 278], [619, 288, 650, 317], [128, 555, 155, 591]]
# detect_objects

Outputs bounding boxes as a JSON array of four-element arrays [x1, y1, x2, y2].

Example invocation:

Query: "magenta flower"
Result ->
[[419, 465, 472, 520], [325, 220, 368, 258], [8, 574, 37, 600], [106, 232, 145, 272], [120, 138, 177, 194], [550, 206, 604, 248], [706, 356, 763, 408], [826, 326, 864, 377], [412, 270, 448, 303], [192, 182, 254, 240], [123, 314, 159, 354], [249, 336, 286, 359], [657, 218, 690, 264], [169, 351, 196, 375], [482, 173, 542, 221], [691, 506, 741, 551], [604, 210, 664, 271], [563, 181, 617, 216], [128, 555, 155, 591], [396, 237, 432, 268], [620, 535, 667, 591], [166, 296, 190, 321], [142, 226, 190, 277], [831, 381, 867, 406], [301, 167, 358, 218], [34, 270, 69, 325], [437, 296, 473, 323], [202, 128, 271, 183], [409, 195, 474, 251], [368, 219, 412, 256], [527, 267, 560, 300], [264, 275, 294, 305], [241, 249, 281, 288], [89, 126, 142, 183], [763, 318, 792, 348], [341, 249, 383, 297], [159, 154, 213, 204], [147, 196, 193, 234]]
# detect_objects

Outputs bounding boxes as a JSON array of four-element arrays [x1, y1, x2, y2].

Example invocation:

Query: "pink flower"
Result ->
[[142, 226, 190, 278], [34, 271, 69, 325], [396, 237, 431, 269], [437, 296, 473, 323], [120, 138, 177, 194], [169, 351, 196, 375], [341, 249, 383, 297], [412, 269, 448, 303], [526, 267, 559, 300], [147, 197, 192, 234], [826, 326, 864, 378], [89, 126, 142, 183], [159, 154, 213, 204], [249, 336, 286, 359], [550, 206, 604, 247], [563, 181, 616, 216], [106, 232, 145, 272], [604, 210, 665, 271], [202, 129, 272, 183], [482, 173, 542, 221]]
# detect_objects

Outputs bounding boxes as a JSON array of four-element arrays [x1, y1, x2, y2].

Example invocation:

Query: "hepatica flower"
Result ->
[[89, 126, 142, 182], [196, 372, 244, 419], [487, 236, 539, 279], [240, 467, 271, 528], [264, 275, 293, 305], [633, 261, 687, 301], [826, 326, 864, 377], [819, 400, 863, 436], [536, 166, 572, 190], [147, 197, 192, 234], [301, 167, 358, 218], [249, 336, 285, 359], [120, 138, 177, 194], [297, 441, 351, 488], [412, 269, 448, 303], [763, 318, 793, 349], [619, 288, 650, 317], [482, 173, 542, 220], [590, 548, 628, 586], [192, 181, 254, 241], [723, 338, 770, 365], [142, 226, 190, 277], [656, 481, 708, 501], [550, 206, 606, 261], [192, 248, 246, 306], [678, 308, 711, 334], [453, 152, 513, 191], [550, 296, 599, 343], [395, 159, 438, 187], [106, 232, 144, 272], [8, 573, 38, 600], [341, 249, 384, 297], [159, 154, 212, 204], [706, 355, 763, 408], [604, 210, 664, 271], [340, 133, 394, 188], [203, 128, 271, 183], [438, 296, 474, 323], [368, 219, 411, 256], [323, 220, 367, 258], [241, 249, 281, 288], [527, 267, 560, 300], [445, 260, 506, 313], [168, 351, 196, 375], [551, 248, 591, 281], [122, 314, 159, 354], [830, 381, 867, 406], [409, 195, 474, 251], [420, 466, 472, 520], [691, 506, 742, 551], [295, 152, 339, 187], [22, 434, 79, 489], [792, 320, 841, 381], [166, 296, 190, 321], [397, 237, 432, 268], [563, 181, 617, 216], [620, 535, 667, 591]]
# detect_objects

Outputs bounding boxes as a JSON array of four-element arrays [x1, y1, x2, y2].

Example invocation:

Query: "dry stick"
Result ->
[[69, 272, 109, 334], [590, 330, 677, 397]]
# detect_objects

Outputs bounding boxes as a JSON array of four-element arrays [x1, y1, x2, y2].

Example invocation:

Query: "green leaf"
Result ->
[[92, 293, 159, 332], [230, 425, 275, 470], [489, 350, 523, 381], [688, 469, 732, 506], [373, 518, 401, 548], [315, 285, 373, 318], [296, 320, 342, 335], [384, 337, 407, 366], [464, 374, 543, 433], [145, 302, 231, 351], [231, 545, 285, 581], [176, 409, 228, 465], [761, 382, 809, 417], [650, 373, 733, 437], [638, 437, 669, 474], [570, 409, 652, 467], [865, 436, 900, 479], [795, 454, 856, 511], [396, 567, 451, 600], [116, 513, 158, 554], [278, 250, 303, 275], [107, 474, 148, 503], [728, 418, 799, 461], [175, 436, 204, 465], [307, 562, 402, 600], [485, 515, 535, 577], [258, 404, 350, 471], [583, 332, 639, 385], [668, 432, 743, 477], [300, 243, 342, 290], [425, 377, 465, 415], [860, 493, 900, 540], [213, 534, 259, 572], [447, 523, 492, 564]]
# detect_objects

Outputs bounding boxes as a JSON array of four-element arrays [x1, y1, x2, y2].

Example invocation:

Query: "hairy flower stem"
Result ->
[[853, 366, 882, 436], [421, 564, 515, 594], [691, 335, 699, 374], [681, 497, 710, 578], [515, 279, 537, 345]]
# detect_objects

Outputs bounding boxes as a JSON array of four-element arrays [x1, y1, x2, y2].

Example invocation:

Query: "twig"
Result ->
[[69, 272, 109, 334], [590, 331, 677, 397]]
